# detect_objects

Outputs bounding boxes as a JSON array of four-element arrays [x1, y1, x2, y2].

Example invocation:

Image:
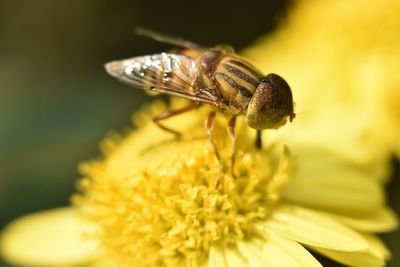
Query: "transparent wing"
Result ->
[[105, 53, 219, 105]]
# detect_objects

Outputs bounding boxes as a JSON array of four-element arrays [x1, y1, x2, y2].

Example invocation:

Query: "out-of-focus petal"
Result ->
[[281, 146, 385, 215], [0, 207, 99, 267], [328, 208, 398, 233], [244, 0, 400, 159]]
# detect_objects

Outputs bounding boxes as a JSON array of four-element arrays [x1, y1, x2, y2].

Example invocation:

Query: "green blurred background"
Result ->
[[0, 1, 398, 266]]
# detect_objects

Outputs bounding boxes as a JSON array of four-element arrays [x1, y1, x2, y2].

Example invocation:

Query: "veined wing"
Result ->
[[105, 53, 219, 105]]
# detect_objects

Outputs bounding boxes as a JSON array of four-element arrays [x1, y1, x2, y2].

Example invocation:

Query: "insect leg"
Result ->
[[206, 111, 224, 190], [227, 116, 237, 178], [205, 111, 220, 161], [255, 129, 262, 149], [153, 103, 200, 137]]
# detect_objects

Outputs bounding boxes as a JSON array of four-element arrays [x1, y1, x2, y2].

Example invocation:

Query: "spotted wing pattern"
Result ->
[[105, 53, 219, 105]]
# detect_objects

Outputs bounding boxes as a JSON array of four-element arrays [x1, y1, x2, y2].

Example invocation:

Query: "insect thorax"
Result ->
[[194, 51, 261, 115]]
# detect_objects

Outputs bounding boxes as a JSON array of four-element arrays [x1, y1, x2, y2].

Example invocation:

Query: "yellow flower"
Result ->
[[1, 99, 397, 267], [2, 0, 400, 266], [243, 0, 400, 161]]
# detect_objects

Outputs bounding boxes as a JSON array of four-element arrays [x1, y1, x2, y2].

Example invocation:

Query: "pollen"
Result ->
[[73, 100, 293, 267]]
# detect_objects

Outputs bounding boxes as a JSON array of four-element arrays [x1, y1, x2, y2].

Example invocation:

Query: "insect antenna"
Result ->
[[135, 27, 206, 50]]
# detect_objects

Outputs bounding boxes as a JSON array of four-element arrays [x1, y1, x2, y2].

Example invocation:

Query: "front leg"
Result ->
[[255, 129, 262, 149], [227, 116, 237, 178]]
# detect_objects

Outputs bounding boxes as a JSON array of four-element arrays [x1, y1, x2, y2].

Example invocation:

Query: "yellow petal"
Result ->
[[263, 230, 322, 267], [208, 246, 250, 267], [281, 146, 384, 215], [265, 204, 368, 252], [312, 247, 384, 267], [244, 0, 400, 159], [311, 234, 389, 267], [0, 207, 99, 267], [236, 232, 322, 267], [364, 233, 391, 260], [209, 246, 228, 267], [328, 207, 398, 233], [223, 246, 250, 267]]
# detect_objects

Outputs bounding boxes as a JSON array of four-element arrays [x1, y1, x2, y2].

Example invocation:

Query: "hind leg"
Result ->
[[153, 103, 200, 137], [205, 111, 220, 160]]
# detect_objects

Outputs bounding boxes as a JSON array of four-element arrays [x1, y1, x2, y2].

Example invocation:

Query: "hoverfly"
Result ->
[[105, 28, 295, 179]]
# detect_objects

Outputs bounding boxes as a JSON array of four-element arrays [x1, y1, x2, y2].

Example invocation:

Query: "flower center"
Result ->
[[74, 101, 291, 267]]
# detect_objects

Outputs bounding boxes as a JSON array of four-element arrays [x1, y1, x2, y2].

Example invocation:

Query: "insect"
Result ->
[[105, 28, 295, 179]]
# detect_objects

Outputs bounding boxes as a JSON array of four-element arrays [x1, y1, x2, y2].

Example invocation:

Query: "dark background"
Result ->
[[0, 1, 398, 266]]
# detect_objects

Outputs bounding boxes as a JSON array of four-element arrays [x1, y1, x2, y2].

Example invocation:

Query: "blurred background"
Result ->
[[0, 1, 398, 266]]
